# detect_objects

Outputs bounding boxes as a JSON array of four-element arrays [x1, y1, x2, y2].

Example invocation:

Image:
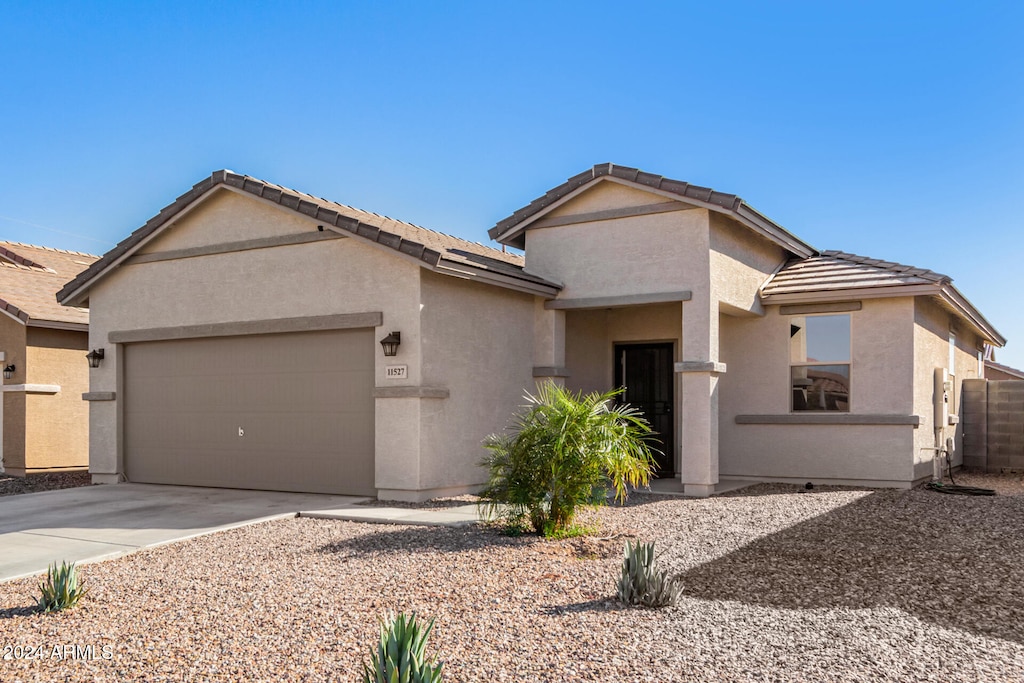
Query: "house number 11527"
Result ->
[[385, 365, 408, 380]]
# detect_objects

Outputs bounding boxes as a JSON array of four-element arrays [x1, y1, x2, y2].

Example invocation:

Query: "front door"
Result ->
[[614, 343, 674, 476]]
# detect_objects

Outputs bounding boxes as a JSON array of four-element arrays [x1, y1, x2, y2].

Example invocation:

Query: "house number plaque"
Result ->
[[385, 365, 408, 380]]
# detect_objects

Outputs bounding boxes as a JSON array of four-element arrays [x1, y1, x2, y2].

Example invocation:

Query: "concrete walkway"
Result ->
[[0, 484, 369, 582]]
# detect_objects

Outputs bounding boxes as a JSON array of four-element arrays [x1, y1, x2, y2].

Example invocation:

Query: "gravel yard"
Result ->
[[1, 475, 1022, 682], [0, 472, 91, 497]]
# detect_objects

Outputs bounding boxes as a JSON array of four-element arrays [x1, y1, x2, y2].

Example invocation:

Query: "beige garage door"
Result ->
[[124, 328, 375, 495]]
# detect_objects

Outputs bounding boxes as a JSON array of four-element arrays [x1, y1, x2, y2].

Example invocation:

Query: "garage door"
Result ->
[[124, 328, 375, 495]]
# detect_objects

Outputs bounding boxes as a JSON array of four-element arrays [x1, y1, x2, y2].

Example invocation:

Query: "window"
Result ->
[[790, 314, 851, 412], [948, 332, 956, 375]]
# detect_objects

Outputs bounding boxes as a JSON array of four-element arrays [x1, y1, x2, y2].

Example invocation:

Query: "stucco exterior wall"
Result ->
[[0, 316, 27, 474], [85, 190, 423, 487], [416, 270, 536, 493], [912, 297, 985, 479], [136, 189, 314, 253], [24, 327, 89, 472], [523, 187, 709, 300], [709, 212, 787, 315], [718, 298, 919, 485], [564, 304, 682, 393]]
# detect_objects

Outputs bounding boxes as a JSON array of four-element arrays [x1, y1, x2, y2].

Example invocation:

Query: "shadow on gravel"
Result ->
[[540, 597, 626, 616], [316, 524, 538, 559], [0, 605, 39, 620], [678, 488, 1024, 645]]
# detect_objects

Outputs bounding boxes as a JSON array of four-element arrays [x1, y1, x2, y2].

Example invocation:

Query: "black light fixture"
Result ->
[[379, 331, 401, 357], [2, 364, 14, 380], [86, 348, 105, 368]]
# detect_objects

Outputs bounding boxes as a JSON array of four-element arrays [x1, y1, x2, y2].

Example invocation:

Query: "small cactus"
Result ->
[[37, 561, 88, 613], [617, 540, 680, 608], [362, 612, 443, 683]]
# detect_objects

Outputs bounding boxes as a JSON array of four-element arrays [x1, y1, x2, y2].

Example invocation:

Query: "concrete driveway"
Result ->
[[0, 484, 368, 582]]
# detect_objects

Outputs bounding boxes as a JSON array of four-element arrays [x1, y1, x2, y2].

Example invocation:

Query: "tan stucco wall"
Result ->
[[415, 270, 536, 492], [136, 189, 314, 253], [565, 304, 682, 390], [85, 190, 424, 489], [544, 180, 681, 218], [524, 192, 709, 300], [23, 327, 90, 472], [709, 212, 787, 315], [0, 316, 27, 474], [912, 297, 985, 479], [718, 298, 919, 485]]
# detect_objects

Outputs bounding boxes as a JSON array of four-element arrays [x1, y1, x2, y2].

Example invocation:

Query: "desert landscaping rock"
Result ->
[[1, 475, 1021, 681], [0, 472, 91, 497]]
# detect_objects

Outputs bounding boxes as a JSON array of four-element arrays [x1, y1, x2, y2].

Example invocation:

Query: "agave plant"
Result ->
[[362, 612, 443, 683], [37, 561, 88, 613], [617, 540, 680, 608]]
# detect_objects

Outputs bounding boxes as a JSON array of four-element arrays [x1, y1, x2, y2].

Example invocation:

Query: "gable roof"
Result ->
[[762, 250, 1005, 346], [488, 163, 816, 258], [57, 171, 561, 306], [0, 242, 97, 327]]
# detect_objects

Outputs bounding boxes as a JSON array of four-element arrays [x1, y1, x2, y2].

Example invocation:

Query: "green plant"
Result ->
[[617, 540, 680, 608], [480, 381, 657, 536], [362, 612, 443, 683], [36, 561, 88, 613]]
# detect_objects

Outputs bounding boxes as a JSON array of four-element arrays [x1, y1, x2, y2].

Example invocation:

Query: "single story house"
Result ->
[[56, 164, 1005, 499], [0, 241, 97, 476]]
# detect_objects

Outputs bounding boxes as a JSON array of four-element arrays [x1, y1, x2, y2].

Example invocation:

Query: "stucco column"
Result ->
[[677, 299, 725, 497], [532, 300, 567, 387]]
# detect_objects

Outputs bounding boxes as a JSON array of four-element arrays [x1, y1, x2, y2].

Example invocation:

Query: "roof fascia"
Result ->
[[27, 319, 88, 332], [494, 175, 816, 258], [0, 304, 27, 326], [318, 222, 560, 297], [492, 176, 693, 244], [762, 282, 1005, 346], [58, 184, 224, 307], [939, 284, 1005, 347], [760, 284, 941, 304], [434, 262, 561, 297]]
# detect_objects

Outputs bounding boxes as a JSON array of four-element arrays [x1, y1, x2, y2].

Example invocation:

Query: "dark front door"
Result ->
[[614, 343, 674, 476]]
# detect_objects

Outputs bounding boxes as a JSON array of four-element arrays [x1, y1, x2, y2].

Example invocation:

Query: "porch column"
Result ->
[[677, 299, 726, 497], [532, 300, 567, 386]]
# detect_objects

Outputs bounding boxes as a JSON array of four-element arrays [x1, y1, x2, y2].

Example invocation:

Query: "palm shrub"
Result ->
[[36, 561, 88, 613], [480, 381, 657, 536], [617, 540, 681, 608], [362, 612, 443, 683]]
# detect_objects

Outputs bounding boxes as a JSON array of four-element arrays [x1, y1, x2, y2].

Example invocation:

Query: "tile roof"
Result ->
[[761, 250, 950, 297], [763, 250, 1005, 346], [58, 171, 559, 305], [0, 242, 97, 325], [487, 163, 816, 257], [985, 360, 1024, 380]]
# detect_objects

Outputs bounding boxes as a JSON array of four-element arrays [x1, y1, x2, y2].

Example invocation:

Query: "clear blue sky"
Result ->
[[1, 2, 1021, 365]]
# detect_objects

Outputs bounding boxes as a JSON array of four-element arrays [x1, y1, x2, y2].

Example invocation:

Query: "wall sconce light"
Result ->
[[2, 364, 14, 380], [86, 349, 105, 368], [379, 331, 401, 357]]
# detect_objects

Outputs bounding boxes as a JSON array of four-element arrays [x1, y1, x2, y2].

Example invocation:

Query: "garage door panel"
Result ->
[[124, 329, 375, 495]]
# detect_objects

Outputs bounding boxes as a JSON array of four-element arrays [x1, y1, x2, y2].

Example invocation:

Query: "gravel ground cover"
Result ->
[[0, 472, 91, 497], [1, 475, 1022, 682]]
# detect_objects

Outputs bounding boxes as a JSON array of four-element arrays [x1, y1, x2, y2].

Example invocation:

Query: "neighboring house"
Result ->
[[56, 165, 1005, 499], [984, 360, 1024, 381], [0, 242, 98, 476]]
